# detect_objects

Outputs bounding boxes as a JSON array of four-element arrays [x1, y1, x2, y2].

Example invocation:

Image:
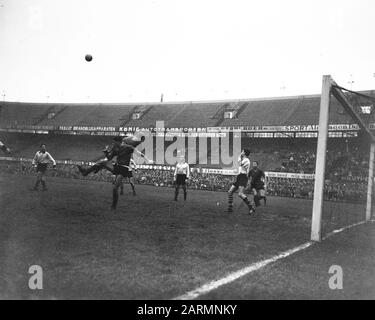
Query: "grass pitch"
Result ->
[[0, 173, 373, 299]]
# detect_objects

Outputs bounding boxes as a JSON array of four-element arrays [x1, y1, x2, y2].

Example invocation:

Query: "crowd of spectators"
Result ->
[[266, 177, 367, 203], [273, 150, 316, 173], [324, 180, 367, 203], [0, 159, 369, 203], [266, 177, 314, 199], [272, 142, 369, 179]]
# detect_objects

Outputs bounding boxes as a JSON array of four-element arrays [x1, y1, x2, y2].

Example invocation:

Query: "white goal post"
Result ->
[[310, 75, 375, 242]]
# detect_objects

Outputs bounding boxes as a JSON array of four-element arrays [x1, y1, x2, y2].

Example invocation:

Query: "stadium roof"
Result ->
[[1, 90, 374, 128]]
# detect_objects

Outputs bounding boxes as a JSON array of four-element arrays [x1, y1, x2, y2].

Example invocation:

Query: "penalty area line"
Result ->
[[173, 219, 375, 300]]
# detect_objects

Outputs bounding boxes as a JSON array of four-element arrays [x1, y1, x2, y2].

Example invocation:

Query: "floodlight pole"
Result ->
[[366, 143, 375, 221], [311, 75, 332, 242]]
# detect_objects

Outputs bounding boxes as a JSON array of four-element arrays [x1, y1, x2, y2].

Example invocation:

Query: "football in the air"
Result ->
[[85, 54, 93, 62]]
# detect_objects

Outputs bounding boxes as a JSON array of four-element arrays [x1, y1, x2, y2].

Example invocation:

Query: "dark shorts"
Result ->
[[113, 164, 131, 177], [233, 173, 248, 188], [126, 171, 133, 178], [251, 182, 265, 191], [176, 174, 187, 186], [36, 163, 48, 173]]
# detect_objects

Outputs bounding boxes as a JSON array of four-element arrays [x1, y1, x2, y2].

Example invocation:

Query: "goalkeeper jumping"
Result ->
[[77, 133, 151, 211]]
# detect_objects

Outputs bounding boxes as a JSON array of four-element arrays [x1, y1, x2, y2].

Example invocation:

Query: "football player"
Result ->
[[248, 161, 267, 207], [174, 155, 190, 201], [32, 143, 56, 191], [77, 133, 151, 211], [227, 149, 254, 214], [118, 157, 137, 196]]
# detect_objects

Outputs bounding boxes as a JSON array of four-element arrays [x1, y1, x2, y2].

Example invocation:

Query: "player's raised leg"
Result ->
[[78, 159, 114, 176], [78, 137, 123, 176], [238, 186, 255, 214]]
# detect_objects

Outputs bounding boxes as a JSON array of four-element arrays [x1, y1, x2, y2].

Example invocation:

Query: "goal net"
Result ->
[[311, 75, 375, 241]]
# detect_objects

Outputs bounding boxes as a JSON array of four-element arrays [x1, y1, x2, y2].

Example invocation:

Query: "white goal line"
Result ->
[[173, 219, 375, 300]]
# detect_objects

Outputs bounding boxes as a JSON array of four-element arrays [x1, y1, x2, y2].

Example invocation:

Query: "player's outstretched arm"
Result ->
[[32, 152, 38, 167], [238, 154, 243, 165], [131, 147, 153, 164], [173, 165, 178, 181], [47, 152, 57, 168]]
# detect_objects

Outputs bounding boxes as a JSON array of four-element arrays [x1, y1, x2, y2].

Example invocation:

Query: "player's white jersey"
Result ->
[[32, 151, 56, 165], [174, 162, 190, 178], [238, 156, 250, 175]]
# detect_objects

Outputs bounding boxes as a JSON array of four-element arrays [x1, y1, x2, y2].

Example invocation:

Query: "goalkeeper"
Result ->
[[77, 133, 151, 210], [248, 161, 267, 207]]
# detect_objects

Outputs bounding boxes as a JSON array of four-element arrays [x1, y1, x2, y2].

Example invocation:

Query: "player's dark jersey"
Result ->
[[106, 140, 143, 166], [248, 168, 265, 190], [105, 142, 121, 160], [116, 146, 135, 165]]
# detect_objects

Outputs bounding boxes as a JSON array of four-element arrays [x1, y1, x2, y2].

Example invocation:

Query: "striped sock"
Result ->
[[228, 194, 234, 212]]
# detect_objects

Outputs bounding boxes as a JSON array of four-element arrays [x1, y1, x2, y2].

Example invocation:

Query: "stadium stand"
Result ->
[[0, 132, 109, 161], [0, 102, 53, 126], [1, 131, 369, 178], [167, 103, 220, 127], [1, 91, 373, 173], [76, 105, 135, 126], [2, 91, 375, 128], [125, 104, 183, 127], [281, 96, 319, 125], [220, 98, 302, 126], [0, 97, 371, 208]]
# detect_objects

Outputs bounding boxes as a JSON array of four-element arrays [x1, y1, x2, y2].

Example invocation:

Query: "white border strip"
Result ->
[[173, 220, 375, 300], [173, 242, 313, 300]]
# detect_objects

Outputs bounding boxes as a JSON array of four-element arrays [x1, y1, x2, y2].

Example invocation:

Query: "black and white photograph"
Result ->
[[0, 0, 374, 304]]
